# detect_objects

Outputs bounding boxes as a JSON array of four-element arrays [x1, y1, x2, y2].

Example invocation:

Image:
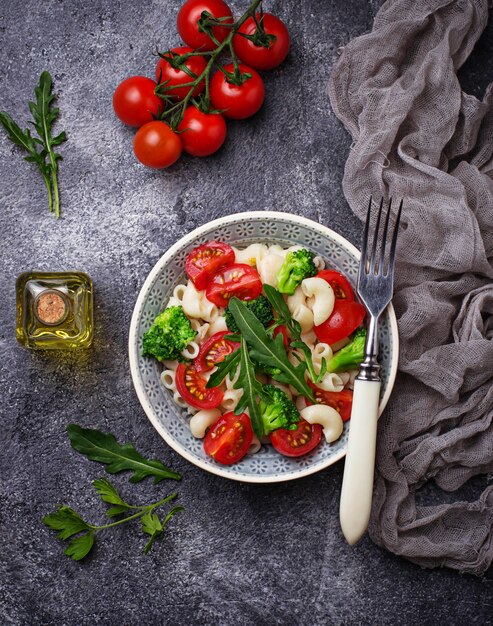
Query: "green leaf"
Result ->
[[233, 338, 268, 440], [105, 505, 130, 518], [42, 506, 91, 540], [142, 506, 184, 555], [92, 478, 132, 508], [263, 284, 301, 338], [67, 424, 181, 483], [64, 531, 95, 561], [228, 299, 315, 402], [141, 511, 163, 537], [206, 348, 240, 388]]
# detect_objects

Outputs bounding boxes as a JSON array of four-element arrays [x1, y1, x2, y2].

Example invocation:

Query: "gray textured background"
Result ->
[[1, 1, 492, 624]]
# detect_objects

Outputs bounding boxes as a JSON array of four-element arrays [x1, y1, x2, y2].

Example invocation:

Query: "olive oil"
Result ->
[[16, 271, 93, 349]]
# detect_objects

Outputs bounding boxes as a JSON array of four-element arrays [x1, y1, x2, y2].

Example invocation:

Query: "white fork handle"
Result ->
[[339, 378, 381, 545]]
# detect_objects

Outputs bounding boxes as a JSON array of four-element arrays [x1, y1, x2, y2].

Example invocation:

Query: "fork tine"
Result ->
[[378, 197, 392, 275], [369, 197, 384, 274], [359, 196, 373, 275], [388, 198, 403, 274]]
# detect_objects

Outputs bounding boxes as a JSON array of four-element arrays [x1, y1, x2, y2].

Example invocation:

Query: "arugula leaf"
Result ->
[[206, 348, 240, 388], [67, 424, 181, 484], [228, 299, 315, 401], [64, 531, 95, 561], [263, 285, 327, 384], [142, 506, 184, 555], [42, 506, 92, 540], [0, 71, 66, 218], [233, 338, 270, 439]]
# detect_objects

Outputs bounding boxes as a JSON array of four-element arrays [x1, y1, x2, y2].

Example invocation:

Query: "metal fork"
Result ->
[[339, 197, 402, 545]]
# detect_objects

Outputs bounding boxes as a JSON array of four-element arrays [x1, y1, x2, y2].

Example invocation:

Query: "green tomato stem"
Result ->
[[156, 0, 263, 129]]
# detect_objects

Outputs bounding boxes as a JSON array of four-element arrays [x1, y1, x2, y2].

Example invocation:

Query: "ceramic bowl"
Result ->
[[129, 211, 398, 483]]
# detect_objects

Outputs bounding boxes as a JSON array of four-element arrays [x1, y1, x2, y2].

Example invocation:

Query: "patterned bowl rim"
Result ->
[[128, 211, 399, 483]]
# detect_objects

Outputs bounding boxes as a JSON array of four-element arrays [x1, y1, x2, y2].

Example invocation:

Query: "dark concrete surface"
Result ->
[[1, 1, 492, 624]]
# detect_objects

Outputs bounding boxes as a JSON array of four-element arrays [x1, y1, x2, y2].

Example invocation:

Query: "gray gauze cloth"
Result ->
[[329, 0, 493, 576]]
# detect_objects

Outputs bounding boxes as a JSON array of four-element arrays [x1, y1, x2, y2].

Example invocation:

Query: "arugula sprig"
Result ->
[[0, 71, 66, 218], [67, 424, 181, 483], [227, 298, 316, 401], [263, 285, 327, 384], [43, 478, 182, 561]]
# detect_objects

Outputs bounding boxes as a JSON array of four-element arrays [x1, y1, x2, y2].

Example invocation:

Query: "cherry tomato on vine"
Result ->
[[269, 419, 322, 457], [314, 300, 366, 345], [210, 63, 265, 119], [177, 106, 227, 156], [155, 46, 207, 101], [133, 121, 182, 169], [317, 270, 354, 301], [113, 76, 163, 127], [307, 385, 353, 422], [195, 331, 239, 373], [177, 0, 234, 52], [185, 241, 235, 289], [176, 363, 224, 409], [204, 411, 253, 465], [206, 263, 262, 307], [232, 13, 290, 70]]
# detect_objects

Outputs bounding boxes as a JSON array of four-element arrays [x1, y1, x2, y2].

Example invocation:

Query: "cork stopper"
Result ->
[[34, 289, 69, 326]]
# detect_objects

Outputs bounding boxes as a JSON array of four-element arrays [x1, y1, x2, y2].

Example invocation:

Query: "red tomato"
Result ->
[[317, 270, 354, 301], [209, 63, 265, 119], [269, 419, 322, 457], [133, 121, 182, 169], [175, 363, 223, 409], [307, 385, 353, 422], [204, 411, 253, 464], [232, 13, 290, 71], [177, 0, 233, 51], [113, 76, 163, 127], [195, 331, 239, 373], [273, 324, 289, 348], [206, 263, 262, 307], [185, 241, 235, 290], [177, 106, 227, 157], [155, 46, 207, 100], [314, 300, 366, 345]]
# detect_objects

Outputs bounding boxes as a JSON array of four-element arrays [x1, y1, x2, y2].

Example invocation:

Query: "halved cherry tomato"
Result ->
[[272, 323, 289, 349], [175, 363, 223, 409], [307, 384, 353, 422], [195, 331, 239, 373], [317, 270, 354, 301], [314, 300, 366, 345], [185, 241, 235, 290], [204, 411, 253, 465], [269, 419, 322, 457], [177, 0, 234, 52], [206, 263, 262, 307], [155, 46, 207, 100]]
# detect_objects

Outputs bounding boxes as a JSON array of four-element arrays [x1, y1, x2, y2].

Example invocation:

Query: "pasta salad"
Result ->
[[142, 240, 367, 465]]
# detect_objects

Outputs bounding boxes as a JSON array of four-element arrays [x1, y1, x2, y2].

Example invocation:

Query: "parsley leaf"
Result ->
[[43, 506, 91, 540], [142, 506, 184, 555], [64, 531, 95, 561]]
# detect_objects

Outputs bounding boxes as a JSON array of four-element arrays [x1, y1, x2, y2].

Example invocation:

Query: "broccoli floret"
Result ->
[[225, 294, 273, 333], [327, 328, 367, 373], [142, 306, 197, 362], [276, 248, 317, 295], [259, 384, 300, 436]]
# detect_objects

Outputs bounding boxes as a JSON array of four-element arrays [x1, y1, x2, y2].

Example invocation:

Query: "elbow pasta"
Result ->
[[189, 409, 222, 438], [149, 241, 363, 462], [301, 277, 335, 326], [300, 405, 344, 443]]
